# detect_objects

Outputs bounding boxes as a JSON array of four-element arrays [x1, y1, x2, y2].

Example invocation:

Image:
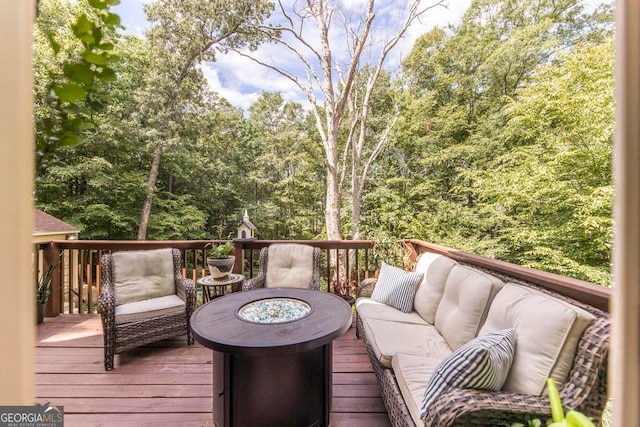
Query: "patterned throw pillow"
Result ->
[[420, 328, 517, 419], [370, 262, 423, 313]]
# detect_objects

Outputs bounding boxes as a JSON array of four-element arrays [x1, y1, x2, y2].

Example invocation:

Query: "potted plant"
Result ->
[[205, 242, 235, 280]]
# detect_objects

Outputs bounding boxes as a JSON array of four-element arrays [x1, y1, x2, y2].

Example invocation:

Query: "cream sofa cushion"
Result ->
[[265, 244, 314, 288], [356, 298, 428, 326], [413, 253, 458, 324], [434, 265, 504, 351], [478, 283, 593, 395], [113, 248, 176, 306], [392, 353, 441, 427], [115, 294, 185, 325], [363, 318, 452, 368]]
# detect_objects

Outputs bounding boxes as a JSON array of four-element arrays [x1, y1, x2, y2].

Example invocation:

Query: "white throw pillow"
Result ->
[[370, 263, 423, 313], [420, 328, 517, 419]]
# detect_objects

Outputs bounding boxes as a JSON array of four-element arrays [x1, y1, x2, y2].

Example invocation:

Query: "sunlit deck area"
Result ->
[[35, 314, 390, 427]]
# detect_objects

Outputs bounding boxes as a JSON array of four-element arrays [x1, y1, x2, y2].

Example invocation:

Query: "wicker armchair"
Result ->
[[98, 248, 196, 370], [243, 243, 321, 291]]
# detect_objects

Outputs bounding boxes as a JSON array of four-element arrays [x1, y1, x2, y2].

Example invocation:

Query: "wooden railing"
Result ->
[[35, 239, 377, 316], [405, 239, 612, 312], [35, 238, 612, 316]]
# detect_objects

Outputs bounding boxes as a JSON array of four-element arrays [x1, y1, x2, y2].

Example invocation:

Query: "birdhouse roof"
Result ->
[[238, 219, 256, 230]]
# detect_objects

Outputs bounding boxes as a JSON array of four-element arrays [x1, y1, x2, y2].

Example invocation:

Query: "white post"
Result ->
[[0, 0, 36, 404], [612, 0, 640, 424]]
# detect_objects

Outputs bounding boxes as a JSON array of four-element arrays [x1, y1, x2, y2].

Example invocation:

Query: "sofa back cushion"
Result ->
[[265, 243, 314, 288], [478, 284, 595, 395], [413, 253, 458, 324], [434, 265, 504, 351], [112, 248, 176, 306]]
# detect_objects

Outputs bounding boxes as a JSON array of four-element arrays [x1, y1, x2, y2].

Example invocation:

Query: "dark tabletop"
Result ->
[[190, 287, 352, 357]]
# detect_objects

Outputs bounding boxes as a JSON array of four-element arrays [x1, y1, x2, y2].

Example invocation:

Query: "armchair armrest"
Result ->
[[357, 278, 378, 299], [243, 247, 268, 291]]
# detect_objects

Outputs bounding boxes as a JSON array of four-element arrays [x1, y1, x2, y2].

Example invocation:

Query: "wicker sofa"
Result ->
[[355, 251, 610, 427]]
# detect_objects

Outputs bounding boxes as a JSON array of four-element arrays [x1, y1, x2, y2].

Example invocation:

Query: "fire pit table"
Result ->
[[189, 287, 352, 427]]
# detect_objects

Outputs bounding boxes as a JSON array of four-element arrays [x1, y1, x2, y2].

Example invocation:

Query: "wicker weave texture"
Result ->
[[356, 264, 610, 427], [243, 245, 322, 291], [98, 248, 196, 371]]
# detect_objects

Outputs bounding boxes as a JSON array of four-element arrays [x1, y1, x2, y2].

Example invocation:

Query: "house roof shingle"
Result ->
[[34, 210, 79, 234]]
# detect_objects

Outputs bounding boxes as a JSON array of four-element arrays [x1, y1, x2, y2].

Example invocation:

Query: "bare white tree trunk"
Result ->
[[233, 0, 445, 292]]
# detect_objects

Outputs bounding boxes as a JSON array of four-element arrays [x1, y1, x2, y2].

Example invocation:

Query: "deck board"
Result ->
[[36, 314, 391, 427]]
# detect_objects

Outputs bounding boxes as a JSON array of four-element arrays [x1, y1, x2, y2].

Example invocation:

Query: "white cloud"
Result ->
[[114, 0, 472, 111]]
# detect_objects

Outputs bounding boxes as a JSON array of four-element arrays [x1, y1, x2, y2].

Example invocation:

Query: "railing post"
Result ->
[[233, 241, 244, 275], [43, 242, 61, 317]]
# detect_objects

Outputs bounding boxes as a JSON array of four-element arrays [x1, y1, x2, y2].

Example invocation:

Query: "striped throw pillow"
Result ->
[[370, 262, 423, 313], [420, 328, 517, 419]]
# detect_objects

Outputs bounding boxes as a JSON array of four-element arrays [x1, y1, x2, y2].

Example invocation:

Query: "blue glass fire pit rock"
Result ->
[[238, 298, 311, 324]]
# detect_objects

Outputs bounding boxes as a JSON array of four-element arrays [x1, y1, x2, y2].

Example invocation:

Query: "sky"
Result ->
[[111, 1, 472, 110]]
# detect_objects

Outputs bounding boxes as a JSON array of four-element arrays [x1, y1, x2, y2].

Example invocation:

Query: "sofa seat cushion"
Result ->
[[392, 353, 441, 427], [115, 294, 185, 325], [478, 284, 594, 395], [113, 248, 176, 306], [435, 265, 505, 351], [413, 253, 458, 324], [370, 263, 423, 313], [420, 328, 517, 419], [363, 318, 452, 368], [356, 297, 428, 326]]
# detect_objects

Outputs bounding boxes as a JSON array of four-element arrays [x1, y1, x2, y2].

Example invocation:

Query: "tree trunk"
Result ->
[[325, 165, 342, 241], [137, 141, 163, 240]]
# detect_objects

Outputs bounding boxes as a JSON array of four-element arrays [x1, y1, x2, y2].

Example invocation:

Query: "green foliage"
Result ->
[[32, 0, 614, 292], [205, 242, 234, 259], [35, 0, 121, 171]]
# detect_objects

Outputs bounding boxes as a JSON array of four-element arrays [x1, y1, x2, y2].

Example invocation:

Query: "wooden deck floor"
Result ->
[[36, 314, 391, 427]]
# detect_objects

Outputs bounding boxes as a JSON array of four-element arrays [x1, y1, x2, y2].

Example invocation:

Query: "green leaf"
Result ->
[[77, 33, 95, 44], [54, 83, 87, 102], [92, 27, 103, 45], [106, 0, 120, 5], [88, 0, 107, 10], [72, 14, 93, 37], [81, 51, 107, 66], [70, 118, 95, 130], [59, 133, 81, 147], [63, 63, 93, 85], [97, 67, 117, 82], [46, 34, 60, 54], [98, 42, 114, 51], [103, 13, 121, 26], [106, 54, 120, 64]]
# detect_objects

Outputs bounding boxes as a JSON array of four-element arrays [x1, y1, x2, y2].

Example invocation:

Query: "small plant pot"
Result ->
[[207, 256, 236, 280], [36, 304, 44, 325]]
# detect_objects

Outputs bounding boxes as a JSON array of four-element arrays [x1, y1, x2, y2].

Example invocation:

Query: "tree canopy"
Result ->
[[34, 0, 614, 286]]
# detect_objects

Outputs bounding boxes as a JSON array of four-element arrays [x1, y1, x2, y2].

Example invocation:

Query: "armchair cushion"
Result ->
[[115, 294, 185, 325], [112, 248, 175, 306], [265, 244, 314, 288], [419, 328, 517, 419], [370, 262, 423, 313]]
